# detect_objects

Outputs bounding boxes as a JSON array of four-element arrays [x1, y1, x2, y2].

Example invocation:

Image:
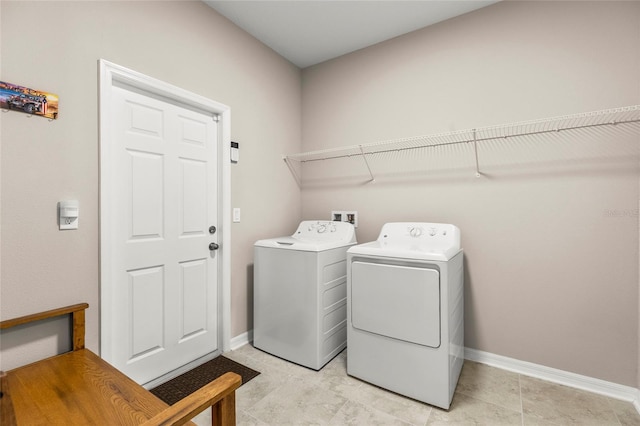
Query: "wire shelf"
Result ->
[[283, 105, 640, 183]]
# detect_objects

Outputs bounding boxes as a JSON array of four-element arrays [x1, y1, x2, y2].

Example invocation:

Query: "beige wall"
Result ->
[[301, 1, 640, 386], [2, 0, 639, 390], [0, 0, 301, 369]]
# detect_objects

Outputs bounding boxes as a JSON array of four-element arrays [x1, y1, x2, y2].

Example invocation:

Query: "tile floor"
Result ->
[[194, 344, 640, 425]]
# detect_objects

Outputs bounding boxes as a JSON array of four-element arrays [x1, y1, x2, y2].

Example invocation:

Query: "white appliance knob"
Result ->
[[409, 227, 422, 237], [429, 228, 437, 236], [317, 224, 326, 233]]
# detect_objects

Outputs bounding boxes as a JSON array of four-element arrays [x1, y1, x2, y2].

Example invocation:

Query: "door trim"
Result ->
[[98, 59, 232, 362]]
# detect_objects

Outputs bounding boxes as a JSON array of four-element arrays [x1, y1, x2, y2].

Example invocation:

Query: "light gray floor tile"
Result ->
[[520, 376, 620, 425], [427, 393, 522, 425], [314, 367, 369, 401], [215, 344, 640, 426], [608, 397, 640, 426], [328, 400, 412, 425], [235, 369, 290, 411], [522, 413, 566, 426], [340, 379, 433, 425], [456, 360, 522, 411], [246, 379, 348, 425], [237, 409, 270, 426]]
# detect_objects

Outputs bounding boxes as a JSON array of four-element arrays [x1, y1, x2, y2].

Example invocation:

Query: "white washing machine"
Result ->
[[347, 222, 464, 409], [254, 220, 357, 370]]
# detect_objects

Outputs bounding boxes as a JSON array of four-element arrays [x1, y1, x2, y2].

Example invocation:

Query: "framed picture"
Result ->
[[0, 81, 59, 120]]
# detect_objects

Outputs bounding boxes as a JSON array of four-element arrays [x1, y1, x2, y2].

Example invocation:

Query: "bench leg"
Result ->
[[1, 371, 17, 425], [211, 392, 236, 426]]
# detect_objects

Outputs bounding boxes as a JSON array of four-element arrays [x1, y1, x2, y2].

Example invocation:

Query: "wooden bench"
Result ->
[[0, 303, 241, 425]]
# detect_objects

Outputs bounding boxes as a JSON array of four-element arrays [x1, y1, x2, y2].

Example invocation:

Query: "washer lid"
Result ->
[[255, 220, 357, 252], [347, 222, 461, 261]]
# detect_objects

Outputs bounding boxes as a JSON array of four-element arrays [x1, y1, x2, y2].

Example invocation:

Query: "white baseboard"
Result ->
[[230, 329, 253, 351], [464, 347, 639, 406]]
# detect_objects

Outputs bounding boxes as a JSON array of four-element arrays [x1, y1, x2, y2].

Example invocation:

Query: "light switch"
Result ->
[[231, 141, 239, 163], [233, 207, 241, 223]]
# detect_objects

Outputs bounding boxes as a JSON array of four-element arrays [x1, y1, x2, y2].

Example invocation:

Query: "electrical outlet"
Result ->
[[331, 210, 358, 228], [59, 200, 79, 230]]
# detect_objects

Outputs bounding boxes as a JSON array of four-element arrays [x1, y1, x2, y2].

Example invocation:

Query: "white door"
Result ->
[[104, 81, 220, 384]]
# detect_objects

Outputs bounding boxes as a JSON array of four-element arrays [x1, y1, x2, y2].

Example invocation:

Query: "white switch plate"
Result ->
[[233, 208, 241, 223]]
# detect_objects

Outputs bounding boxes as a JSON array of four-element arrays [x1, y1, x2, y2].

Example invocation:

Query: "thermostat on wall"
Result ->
[[231, 141, 239, 163]]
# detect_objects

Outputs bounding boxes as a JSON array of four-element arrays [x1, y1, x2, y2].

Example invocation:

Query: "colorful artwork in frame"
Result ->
[[0, 81, 59, 119]]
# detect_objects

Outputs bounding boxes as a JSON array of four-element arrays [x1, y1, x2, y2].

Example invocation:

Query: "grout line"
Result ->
[[519, 374, 525, 426], [423, 406, 432, 425], [454, 387, 522, 415], [605, 397, 624, 426], [328, 399, 350, 425]]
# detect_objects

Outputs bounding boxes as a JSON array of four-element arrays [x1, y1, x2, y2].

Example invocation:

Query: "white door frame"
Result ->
[[98, 59, 232, 361]]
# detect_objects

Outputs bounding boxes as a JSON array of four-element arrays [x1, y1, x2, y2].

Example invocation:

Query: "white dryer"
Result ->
[[254, 221, 357, 370], [347, 222, 463, 409]]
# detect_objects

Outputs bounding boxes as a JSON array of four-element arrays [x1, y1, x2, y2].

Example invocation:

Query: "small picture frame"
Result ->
[[0, 81, 59, 120]]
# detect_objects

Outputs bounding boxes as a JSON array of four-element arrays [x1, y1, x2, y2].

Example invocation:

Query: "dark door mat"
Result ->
[[150, 355, 260, 405]]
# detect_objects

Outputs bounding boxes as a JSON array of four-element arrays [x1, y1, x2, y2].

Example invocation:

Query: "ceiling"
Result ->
[[204, 1, 499, 69]]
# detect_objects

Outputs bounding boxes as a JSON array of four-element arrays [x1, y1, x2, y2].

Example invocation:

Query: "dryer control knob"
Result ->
[[409, 227, 422, 237], [429, 228, 437, 236]]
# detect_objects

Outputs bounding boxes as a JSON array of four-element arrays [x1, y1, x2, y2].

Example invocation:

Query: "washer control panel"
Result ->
[[307, 221, 337, 234], [293, 220, 356, 243]]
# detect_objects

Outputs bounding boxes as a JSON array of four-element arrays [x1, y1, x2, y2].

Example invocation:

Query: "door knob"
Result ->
[[209, 242, 219, 250]]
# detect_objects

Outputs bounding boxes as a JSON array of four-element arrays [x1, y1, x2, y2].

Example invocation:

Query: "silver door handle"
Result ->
[[209, 242, 219, 250]]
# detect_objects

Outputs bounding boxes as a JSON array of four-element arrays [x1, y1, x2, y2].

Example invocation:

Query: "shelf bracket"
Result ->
[[283, 156, 301, 188], [359, 145, 375, 182], [472, 129, 481, 178]]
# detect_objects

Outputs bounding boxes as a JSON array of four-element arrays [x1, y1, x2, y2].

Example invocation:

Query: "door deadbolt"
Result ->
[[209, 242, 219, 250], [209, 226, 216, 234]]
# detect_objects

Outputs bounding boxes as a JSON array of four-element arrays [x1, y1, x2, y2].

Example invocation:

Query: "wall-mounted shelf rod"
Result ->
[[285, 105, 640, 164]]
